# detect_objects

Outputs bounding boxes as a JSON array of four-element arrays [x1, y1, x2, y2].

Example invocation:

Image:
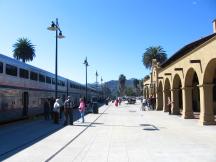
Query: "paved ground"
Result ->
[[1, 102, 216, 162]]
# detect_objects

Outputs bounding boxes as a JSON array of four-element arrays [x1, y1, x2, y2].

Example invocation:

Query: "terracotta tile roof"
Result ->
[[160, 33, 216, 68]]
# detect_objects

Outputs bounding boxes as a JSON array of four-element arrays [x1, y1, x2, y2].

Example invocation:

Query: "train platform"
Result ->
[[1, 102, 216, 162]]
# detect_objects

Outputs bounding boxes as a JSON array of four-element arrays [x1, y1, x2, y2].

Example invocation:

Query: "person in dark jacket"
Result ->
[[64, 96, 74, 126], [44, 99, 50, 120]]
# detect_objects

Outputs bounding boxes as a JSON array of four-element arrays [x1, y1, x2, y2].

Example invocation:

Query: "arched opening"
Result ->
[[157, 81, 163, 110], [163, 78, 171, 112], [143, 87, 147, 99], [192, 74, 200, 113], [184, 68, 200, 119], [203, 58, 216, 123], [172, 74, 182, 115], [146, 87, 149, 99]]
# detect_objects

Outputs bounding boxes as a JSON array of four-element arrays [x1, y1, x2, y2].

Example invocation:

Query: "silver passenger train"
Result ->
[[0, 54, 100, 123]]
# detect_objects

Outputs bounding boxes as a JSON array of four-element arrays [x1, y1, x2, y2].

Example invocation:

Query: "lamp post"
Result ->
[[95, 71, 98, 88], [101, 77, 103, 98], [47, 18, 65, 99], [83, 57, 89, 103]]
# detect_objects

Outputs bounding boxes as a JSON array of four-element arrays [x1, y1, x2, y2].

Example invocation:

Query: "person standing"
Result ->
[[64, 96, 74, 126], [58, 97, 64, 119], [114, 98, 119, 107], [53, 98, 60, 124], [44, 99, 50, 120], [79, 98, 85, 123], [49, 97, 55, 120], [167, 96, 172, 115]]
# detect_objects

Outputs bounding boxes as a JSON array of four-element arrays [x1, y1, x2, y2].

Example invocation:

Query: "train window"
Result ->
[[19, 68, 29, 79], [6, 64, 17, 76], [46, 76, 51, 84], [39, 74, 45, 82], [0, 62, 3, 73], [59, 80, 65, 86], [30, 71, 38, 81], [57, 80, 61, 86], [70, 83, 73, 88], [62, 81, 65, 86], [52, 78, 55, 84]]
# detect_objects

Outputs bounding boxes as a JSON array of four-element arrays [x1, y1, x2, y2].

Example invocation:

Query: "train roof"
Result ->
[[0, 53, 96, 90]]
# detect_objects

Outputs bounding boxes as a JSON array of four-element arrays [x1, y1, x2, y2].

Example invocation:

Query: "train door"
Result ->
[[22, 92, 29, 116]]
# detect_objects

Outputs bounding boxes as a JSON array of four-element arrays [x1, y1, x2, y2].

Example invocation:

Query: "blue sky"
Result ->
[[0, 0, 215, 84]]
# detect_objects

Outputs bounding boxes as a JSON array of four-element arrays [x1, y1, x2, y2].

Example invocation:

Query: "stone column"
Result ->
[[156, 89, 163, 111], [171, 88, 181, 115], [182, 86, 194, 119], [163, 90, 169, 112], [199, 84, 216, 125]]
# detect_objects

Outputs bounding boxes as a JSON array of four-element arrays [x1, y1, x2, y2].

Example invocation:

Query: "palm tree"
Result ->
[[13, 38, 36, 63], [139, 79, 144, 95], [133, 79, 139, 89], [118, 74, 126, 96], [133, 79, 139, 96], [142, 46, 167, 69]]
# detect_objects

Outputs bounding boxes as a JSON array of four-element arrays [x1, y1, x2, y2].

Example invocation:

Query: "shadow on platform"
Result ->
[[0, 108, 88, 161]]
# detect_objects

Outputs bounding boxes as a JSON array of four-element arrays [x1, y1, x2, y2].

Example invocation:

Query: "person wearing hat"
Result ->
[[64, 96, 74, 125]]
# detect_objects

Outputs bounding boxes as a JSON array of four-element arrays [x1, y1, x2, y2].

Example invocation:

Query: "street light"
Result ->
[[101, 77, 103, 98], [95, 70, 98, 84], [47, 18, 65, 99], [83, 57, 89, 103]]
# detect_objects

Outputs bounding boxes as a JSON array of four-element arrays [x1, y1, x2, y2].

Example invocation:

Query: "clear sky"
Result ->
[[0, 0, 215, 84]]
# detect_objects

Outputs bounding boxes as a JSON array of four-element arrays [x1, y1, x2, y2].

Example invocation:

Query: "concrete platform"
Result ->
[[1, 102, 216, 162]]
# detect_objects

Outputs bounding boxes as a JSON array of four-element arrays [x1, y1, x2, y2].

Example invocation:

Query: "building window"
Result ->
[[30, 71, 38, 81], [6, 64, 17, 76], [46, 76, 51, 84], [39, 74, 45, 82], [0, 62, 3, 73], [19, 68, 29, 79]]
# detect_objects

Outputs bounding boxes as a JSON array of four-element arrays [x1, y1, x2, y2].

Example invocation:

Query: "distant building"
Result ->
[[143, 20, 216, 125]]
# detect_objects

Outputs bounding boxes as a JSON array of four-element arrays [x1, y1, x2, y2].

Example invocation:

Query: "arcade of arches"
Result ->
[[143, 31, 216, 125]]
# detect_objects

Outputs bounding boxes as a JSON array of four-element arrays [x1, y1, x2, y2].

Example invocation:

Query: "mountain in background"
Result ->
[[89, 78, 137, 96]]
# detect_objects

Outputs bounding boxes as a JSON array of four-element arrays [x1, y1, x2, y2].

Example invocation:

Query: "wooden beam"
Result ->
[[190, 60, 201, 63], [174, 68, 183, 71]]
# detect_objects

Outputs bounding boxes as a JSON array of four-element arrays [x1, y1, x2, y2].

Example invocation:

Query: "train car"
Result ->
[[0, 54, 100, 123]]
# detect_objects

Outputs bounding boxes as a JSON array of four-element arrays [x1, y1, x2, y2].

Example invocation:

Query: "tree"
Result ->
[[13, 38, 36, 63], [144, 75, 150, 82], [118, 74, 126, 96], [133, 79, 139, 96], [133, 79, 139, 89], [142, 46, 167, 69], [125, 87, 136, 96], [139, 79, 144, 95]]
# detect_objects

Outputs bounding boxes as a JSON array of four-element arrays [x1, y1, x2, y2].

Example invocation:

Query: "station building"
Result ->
[[143, 20, 216, 125]]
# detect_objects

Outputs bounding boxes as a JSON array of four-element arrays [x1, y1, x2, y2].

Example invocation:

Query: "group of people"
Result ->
[[43, 96, 86, 126], [141, 96, 173, 114], [141, 96, 156, 111], [114, 97, 122, 107]]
